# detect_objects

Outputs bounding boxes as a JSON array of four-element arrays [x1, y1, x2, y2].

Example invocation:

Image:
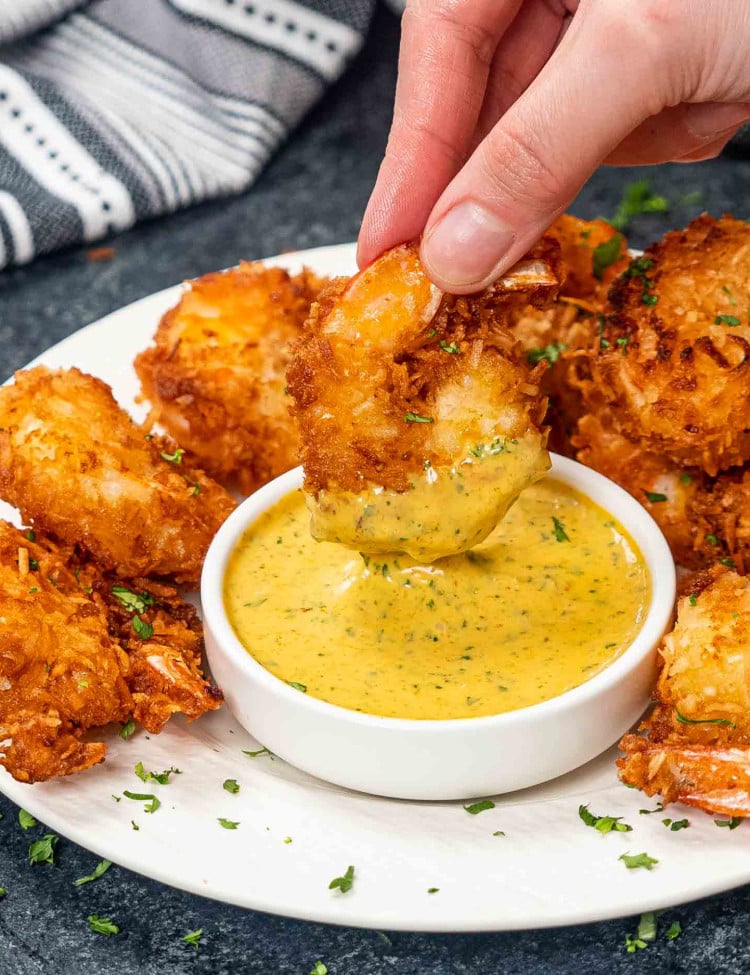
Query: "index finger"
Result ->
[[357, 0, 522, 268]]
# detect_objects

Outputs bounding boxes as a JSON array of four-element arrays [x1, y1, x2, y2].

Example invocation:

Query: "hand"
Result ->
[[358, 0, 750, 293]]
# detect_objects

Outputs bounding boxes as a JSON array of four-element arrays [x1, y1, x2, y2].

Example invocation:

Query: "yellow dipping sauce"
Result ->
[[224, 479, 650, 720]]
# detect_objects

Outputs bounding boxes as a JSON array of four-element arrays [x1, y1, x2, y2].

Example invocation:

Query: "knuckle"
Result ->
[[406, 0, 498, 66], [480, 124, 568, 212]]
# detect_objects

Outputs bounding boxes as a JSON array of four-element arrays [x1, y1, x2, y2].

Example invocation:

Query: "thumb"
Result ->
[[419, 3, 676, 292]]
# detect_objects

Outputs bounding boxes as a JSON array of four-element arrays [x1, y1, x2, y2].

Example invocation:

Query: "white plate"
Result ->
[[0, 242, 748, 932]]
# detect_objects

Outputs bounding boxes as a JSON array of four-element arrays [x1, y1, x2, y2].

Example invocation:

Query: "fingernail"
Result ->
[[422, 202, 515, 289]]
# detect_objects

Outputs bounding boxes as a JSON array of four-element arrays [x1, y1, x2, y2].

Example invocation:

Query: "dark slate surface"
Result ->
[[2, 8, 750, 974]]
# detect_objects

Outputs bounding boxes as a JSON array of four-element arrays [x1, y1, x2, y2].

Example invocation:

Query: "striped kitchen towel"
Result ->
[[0, 0, 378, 270]]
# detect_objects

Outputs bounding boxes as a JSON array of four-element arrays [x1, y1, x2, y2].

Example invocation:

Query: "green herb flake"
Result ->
[[18, 809, 36, 830], [131, 615, 154, 640], [638, 802, 664, 815], [706, 534, 719, 546], [720, 556, 737, 568], [637, 911, 658, 944], [680, 472, 694, 485], [74, 859, 112, 887], [134, 762, 180, 785], [616, 336, 630, 354], [610, 181, 669, 231], [665, 920, 682, 940], [688, 595, 698, 607], [578, 804, 632, 834], [599, 337, 611, 350], [28, 834, 58, 865], [715, 816, 742, 830], [119, 718, 136, 740], [87, 915, 119, 936], [286, 681, 308, 693], [218, 818, 239, 830], [310, 963, 328, 975], [0, 888, 6, 897], [592, 234, 623, 279], [463, 799, 495, 815], [676, 709, 735, 728], [404, 412, 434, 424], [223, 779, 240, 795], [182, 928, 203, 948], [160, 447, 185, 464], [123, 790, 161, 813], [619, 851, 658, 870], [23, 529, 36, 542], [645, 491, 668, 503], [242, 747, 275, 760], [662, 818, 690, 831], [526, 342, 567, 365], [427, 887, 440, 894], [552, 517, 570, 543], [329, 864, 355, 893], [625, 934, 648, 953], [439, 340, 460, 354], [715, 314, 741, 327], [131, 821, 139, 831], [111, 586, 154, 614]]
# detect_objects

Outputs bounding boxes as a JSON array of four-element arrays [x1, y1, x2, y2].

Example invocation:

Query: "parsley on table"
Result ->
[[404, 412, 434, 424], [87, 915, 119, 936], [131, 821, 140, 831], [552, 517, 570, 543], [463, 799, 495, 815], [242, 747, 275, 760], [619, 852, 658, 870], [119, 718, 136, 740], [715, 817, 742, 830], [526, 342, 566, 365], [329, 865, 355, 893], [131, 615, 154, 640], [111, 586, 154, 614], [666, 921, 682, 940], [28, 834, 58, 865], [310, 963, 328, 975], [715, 314, 741, 327], [662, 818, 690, 831], [578, 804, 632, 834], [0, 888, 6, 897], [74, 860, 112, 887], [134, 761, 180, 785], [218, 818, 240, 830], [427, 887, 440, 894], [123, 790, 161, 813], [625, 911, 658, 952], [609, 180, 669, 231], [223, 779, 240, 795], [182, 928, 203, 948], [645, 491, 667, 503], [676, 710, 735, 728], [18, 809, 36, 830], [639, 803, 664, 815]]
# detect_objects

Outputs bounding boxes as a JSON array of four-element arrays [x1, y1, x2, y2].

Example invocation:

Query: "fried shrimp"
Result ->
[[0, 367, 235, 585], [584, 215, 750, 475], [135, 263, 324, 493], [287, 240, 562, 560], [573, 410, 750, 571], [619, 567, 750, 816]]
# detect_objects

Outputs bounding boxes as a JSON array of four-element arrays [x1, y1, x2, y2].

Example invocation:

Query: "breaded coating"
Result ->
[[511, 216, 628, 454], [0, 367, 236, 585], [573, 410, 750, 571], [619, 567, 750, 816], [584, 215, 750, 475], [287, 240, 562, 560], [0, 522, 131, 782], [0, 523, 222, 783], [135, 264, 324, 494]]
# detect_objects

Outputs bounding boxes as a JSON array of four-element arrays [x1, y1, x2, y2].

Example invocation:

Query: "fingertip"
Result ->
[[420, 201, 516, 292]]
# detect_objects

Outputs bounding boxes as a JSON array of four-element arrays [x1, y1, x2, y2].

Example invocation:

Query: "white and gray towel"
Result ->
[[0, 0, 380, 270]]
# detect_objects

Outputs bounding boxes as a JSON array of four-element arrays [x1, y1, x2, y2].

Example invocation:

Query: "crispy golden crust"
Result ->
[[573, 410, 750, 571], [584, 215, 750, 475], [0, 523, 222, 783], [135, 264, 324, 494], [288, 240, 561, 495], [0, 367, 235, 585], [618, 567, 750, 816]]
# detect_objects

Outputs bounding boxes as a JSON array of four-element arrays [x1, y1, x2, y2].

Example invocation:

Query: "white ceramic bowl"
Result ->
[[202, 455, 676, 801]]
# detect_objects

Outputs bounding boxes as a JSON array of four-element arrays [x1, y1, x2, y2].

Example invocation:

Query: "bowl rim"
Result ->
[[201, 455, 676, 733]]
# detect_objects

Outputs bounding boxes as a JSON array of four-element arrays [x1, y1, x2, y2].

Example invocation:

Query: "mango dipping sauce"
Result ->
[[224, 478, 651, 721]]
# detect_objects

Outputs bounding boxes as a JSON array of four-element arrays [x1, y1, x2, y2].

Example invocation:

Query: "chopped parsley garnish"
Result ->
[[676, 710, 735, 728], [0, 888, 6, 897], [123, 790, 161, 813], [404, 412, 434, 424], [28, 834, 58, 865], [619, 851, 658, 870], [610, 180, 668, 231], [680, 472, 694, 485], [625, 911, 658, 952], [111, 586, 154, 614], [715, 314, 741, 327], [310, 963, 328, 975], [592, 234, 623, 279], [623, 255, 658, 305], [662, 818, 689, 831], [688, 595, 698, 607], [28, 558, 39, 571], [645, 491, 668, 503], [74, 859, 112, 886], [625, 933, 648, 953], [286, 681, 307, 693], [218, 818, 239, 830], [599, 337, 611, 349], [463, 799, 495, 815], [552, 517, 570, 543], [160, 447, 185, 464], [87, 915, 119, 936], [329, 865, 355, 893], [439, 340, 460, 354], [578, 804, 632, 834], [721, 284, 737, 304], [526, 342, 567, 365], [715, 817, 742, 830], [720, 556, 737, 568], [119, 718, 136, 740], [23, 530, 36, 542], [131, 821, 139, 831], [665, 920, 682, 940], [131, 615, 153, 640], [427, 887, 440, 894], [242, 747, 275, 760], [134, 762, 180, 785], [642, 292, 659, 307], [705, 534, 719, 546], [616, 336, 630, 354], [182, 928, 203, 948], [18, 809, 36, 830], [639, 802, 664, 815], [223, 779, 240, 795]]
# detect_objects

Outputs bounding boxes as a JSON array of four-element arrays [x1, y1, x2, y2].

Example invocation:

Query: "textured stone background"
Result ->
[[2, 7, 750, 974]]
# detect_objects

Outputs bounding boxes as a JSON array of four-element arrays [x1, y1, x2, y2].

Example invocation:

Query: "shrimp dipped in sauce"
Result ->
[[287, 239, 563, 560]]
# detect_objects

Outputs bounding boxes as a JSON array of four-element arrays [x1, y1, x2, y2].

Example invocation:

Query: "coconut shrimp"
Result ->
[[287, 239, 563, 560]]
